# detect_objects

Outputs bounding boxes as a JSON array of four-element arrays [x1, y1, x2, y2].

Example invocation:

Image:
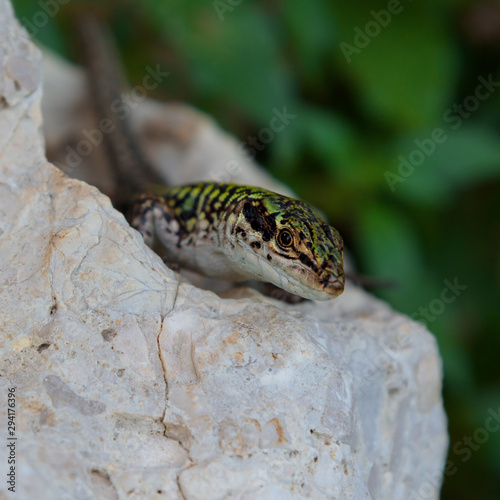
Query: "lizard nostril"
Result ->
[[321, 272, 345, 293], [329, 280, 344, 291], [322, 268, 345, 286]]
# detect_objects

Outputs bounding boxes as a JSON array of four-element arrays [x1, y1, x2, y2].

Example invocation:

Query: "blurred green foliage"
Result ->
[[12, 0, 500, 497]]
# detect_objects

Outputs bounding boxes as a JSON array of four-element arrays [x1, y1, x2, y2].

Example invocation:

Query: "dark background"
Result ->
[[12, 0, 500, 498]]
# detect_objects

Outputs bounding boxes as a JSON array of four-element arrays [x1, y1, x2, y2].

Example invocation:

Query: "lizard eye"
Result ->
[[277, 229, 293, 249]]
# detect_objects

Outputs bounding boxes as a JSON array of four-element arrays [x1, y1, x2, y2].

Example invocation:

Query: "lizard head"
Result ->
[[232, 192, 345, 301]]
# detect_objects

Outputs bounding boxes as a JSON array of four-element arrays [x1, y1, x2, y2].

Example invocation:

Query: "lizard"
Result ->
[[74, 12, 345, 301], [132, 184, 344, 300]]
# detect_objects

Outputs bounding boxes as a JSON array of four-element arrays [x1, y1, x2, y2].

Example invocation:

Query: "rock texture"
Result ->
[[0, 2, 448, 499]]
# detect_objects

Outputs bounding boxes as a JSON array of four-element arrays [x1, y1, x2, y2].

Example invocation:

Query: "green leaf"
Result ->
[[143, 0, 293, 123], [283, 0, 336, 83], [356, 204, 422, 281], [268, 104, 356, 178], [268, 119, 302, 174], [438, 127, 500, 184], [331, 0, 458, 129], [12, 0, 68, 57], [390, 125, 500, 205], [355, 202, 438, 310], [299, 105, 356, 169]]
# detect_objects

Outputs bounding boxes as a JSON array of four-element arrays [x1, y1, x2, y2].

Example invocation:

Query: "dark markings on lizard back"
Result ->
[[207, 184, 239, 223], [242, 201, 277, 242], [202, 184, 219, 216]]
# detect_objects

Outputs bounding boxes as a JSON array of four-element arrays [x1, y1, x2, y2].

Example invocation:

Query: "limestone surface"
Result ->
[[0, 2, 448, 499]]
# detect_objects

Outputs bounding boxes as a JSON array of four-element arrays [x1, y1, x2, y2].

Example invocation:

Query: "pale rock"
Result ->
[[0, 2, 448, 499]]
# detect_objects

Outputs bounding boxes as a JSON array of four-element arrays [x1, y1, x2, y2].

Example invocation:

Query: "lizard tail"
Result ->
[[72, 11, 163, 205]]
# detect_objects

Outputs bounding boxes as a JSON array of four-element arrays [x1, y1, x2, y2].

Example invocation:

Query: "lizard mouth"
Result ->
[[239, 246, 345, 301], [281, 264, 345, 300], [320, 272, 345, 297]]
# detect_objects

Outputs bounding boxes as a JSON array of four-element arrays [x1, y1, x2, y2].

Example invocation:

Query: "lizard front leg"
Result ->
[[130, 193, 180, 249]]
